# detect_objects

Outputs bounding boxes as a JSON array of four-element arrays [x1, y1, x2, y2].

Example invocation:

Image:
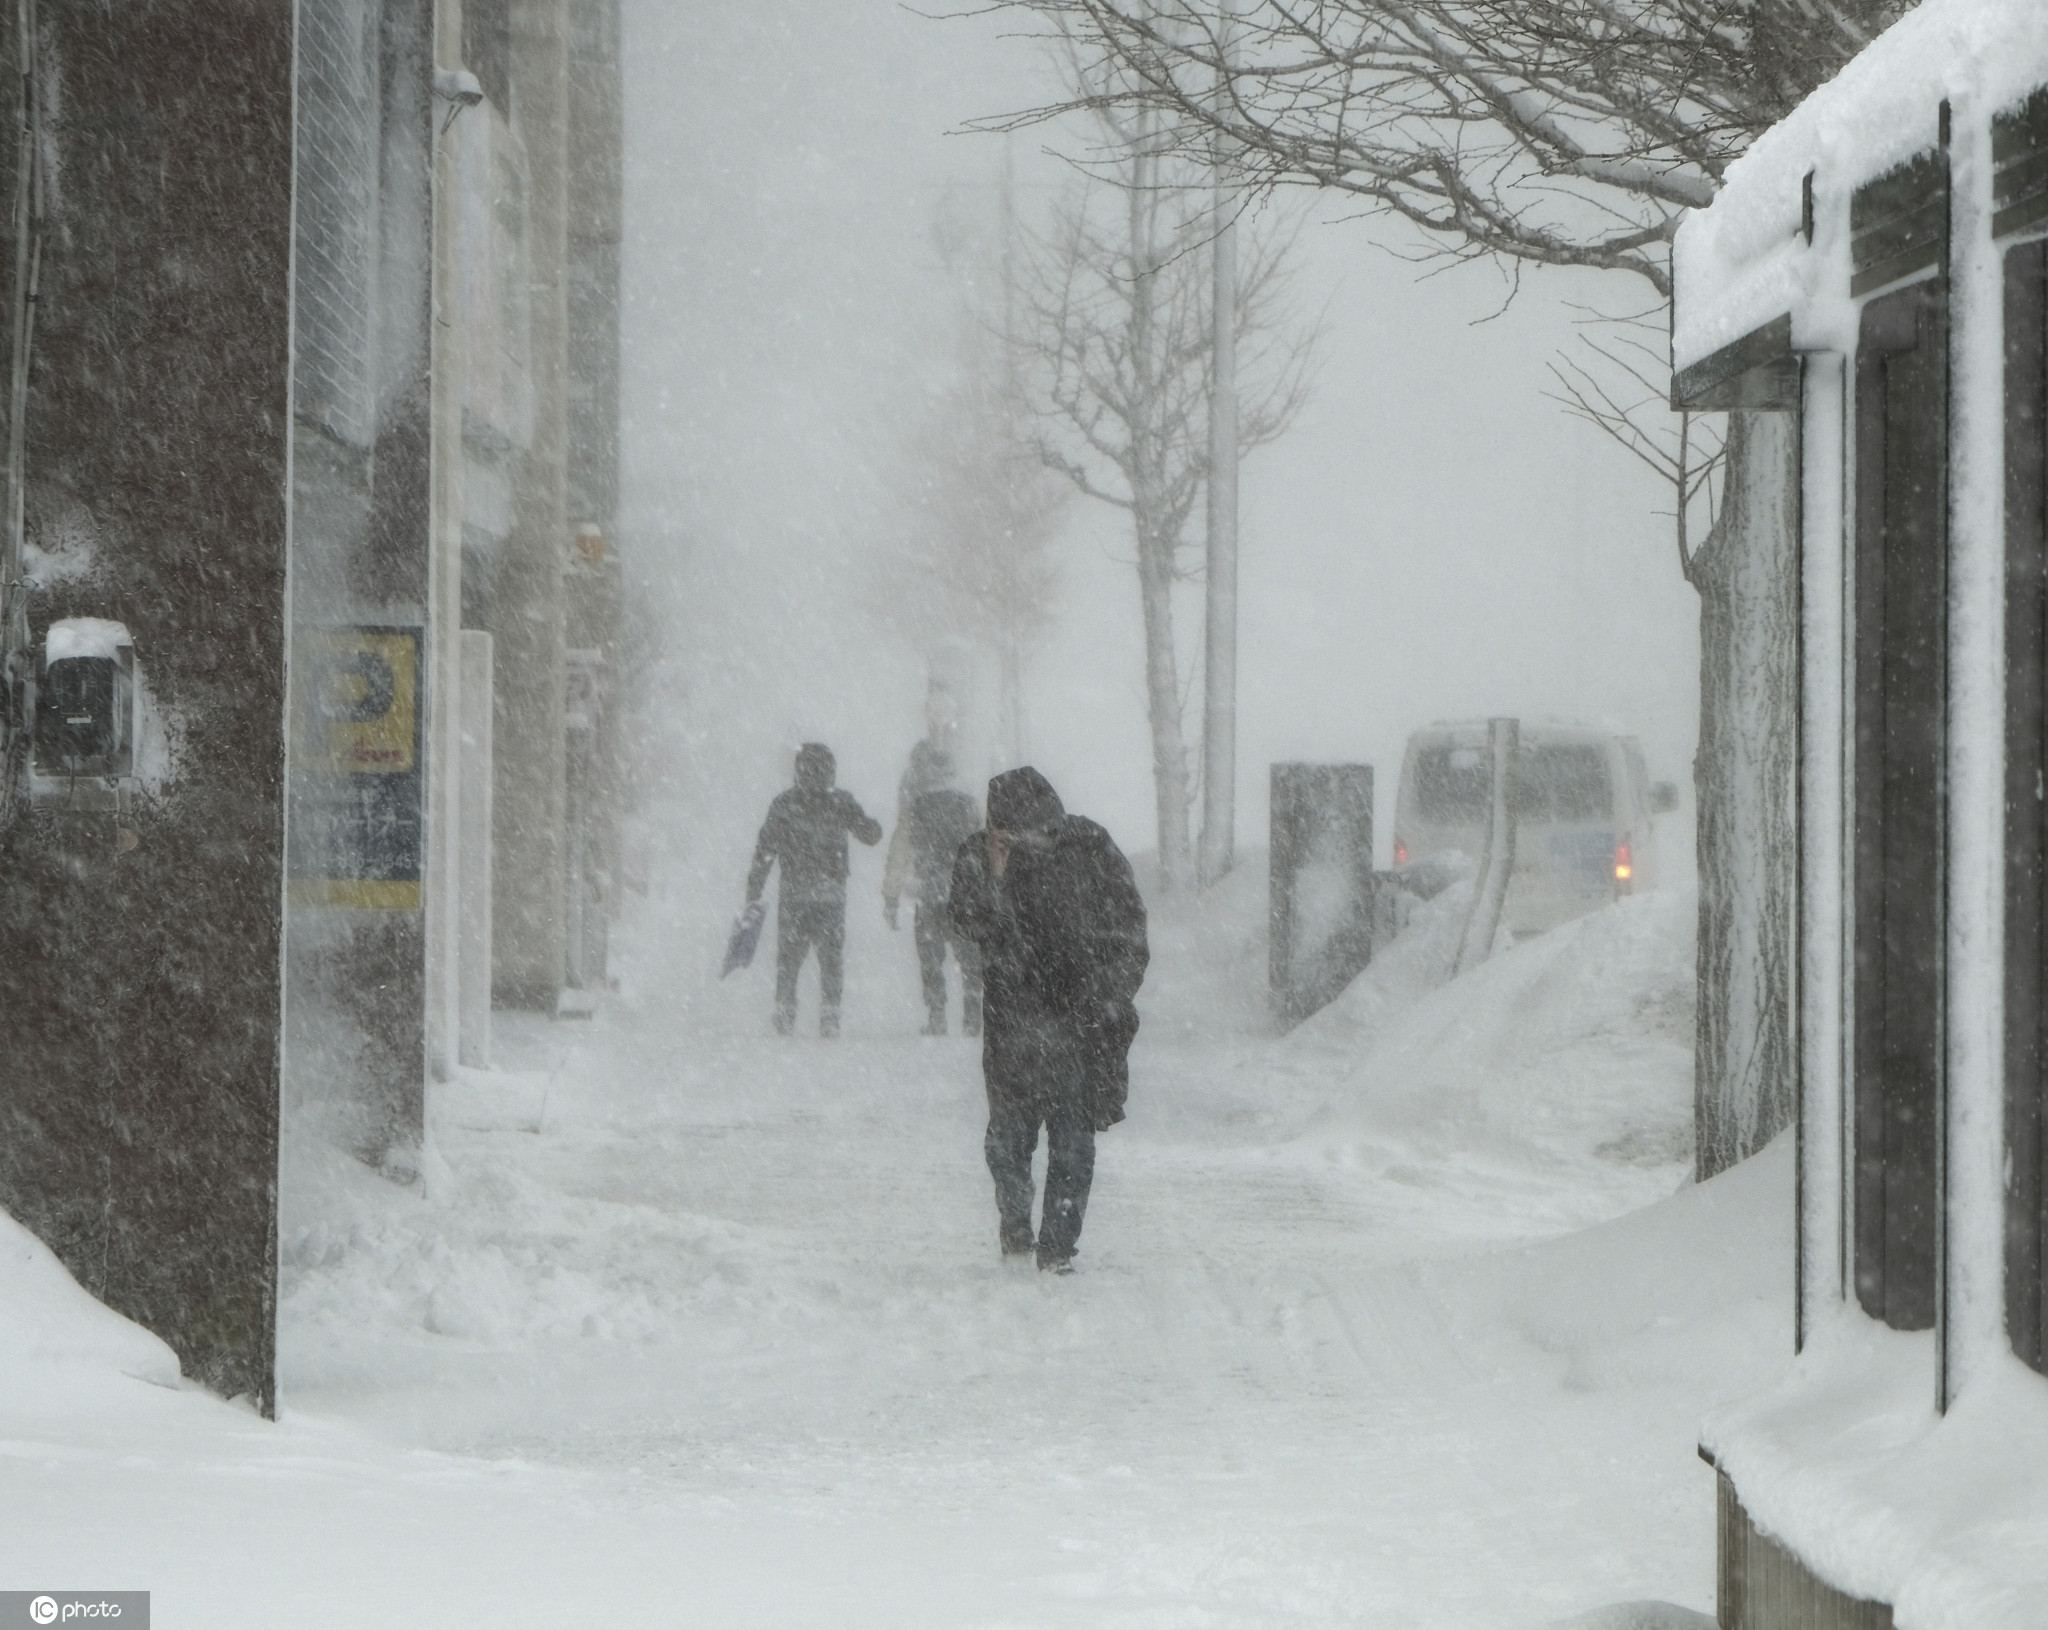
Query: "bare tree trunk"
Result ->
[[1691, 411, 1800, 1180], [1125, 118, 1195, 894], [1137, 514, 1194, 891]]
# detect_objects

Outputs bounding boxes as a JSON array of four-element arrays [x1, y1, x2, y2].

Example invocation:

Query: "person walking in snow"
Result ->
[[745, 743, 883, 1037], [947, 767, 1147, 1272], [882, 741, 984, 1037]]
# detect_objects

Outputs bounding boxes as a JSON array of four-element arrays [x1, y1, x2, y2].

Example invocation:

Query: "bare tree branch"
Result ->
[[1011, 94, 1313, 889]]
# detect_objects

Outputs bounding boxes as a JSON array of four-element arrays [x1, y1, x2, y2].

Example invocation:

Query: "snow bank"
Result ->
[[0, 1204, 182, 1406], [1286, 874, 1474, 1057], [1281, 887, 1696, 1239], [1702, 1319, 2048, 1630], [1130, 851, 1272, 1041]]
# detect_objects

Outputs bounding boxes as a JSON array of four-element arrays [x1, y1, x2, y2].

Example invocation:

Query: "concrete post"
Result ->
[[494, 0, 570, 1008], [459, 629, 494, 1067], [424, 0, 468, 1082], [1454, 718, 1520, 976]]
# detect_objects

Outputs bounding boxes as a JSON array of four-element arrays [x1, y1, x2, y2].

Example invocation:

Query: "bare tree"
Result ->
[[1546, 310, 1726, 580], [1013, 121, 1308, 894], [975, 0, 1904, 1175]]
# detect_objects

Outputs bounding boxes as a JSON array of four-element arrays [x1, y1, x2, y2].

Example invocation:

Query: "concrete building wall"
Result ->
[[283, 0, 437, 1167], [562, 0, 624, 997], [486, 0, 571, 1009], [0, 0, 296, 1410], [0, 0, 628, 1411]]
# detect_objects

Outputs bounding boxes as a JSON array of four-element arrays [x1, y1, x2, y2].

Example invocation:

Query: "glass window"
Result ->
[[1513, 745, 1611, 822], [1411, 745, 1491, 823]]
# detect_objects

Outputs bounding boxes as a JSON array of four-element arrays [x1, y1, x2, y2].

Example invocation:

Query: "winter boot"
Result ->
[[772, 1004, 796, 1038], [921, 1006, 946, 1038], [1036, 1247, 1076, 1275], [999, 1219, 1035, 1258], [819, 1006, 840, 1039]]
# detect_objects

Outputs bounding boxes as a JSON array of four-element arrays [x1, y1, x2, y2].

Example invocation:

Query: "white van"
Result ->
[[1391, 719, 1677, 938]]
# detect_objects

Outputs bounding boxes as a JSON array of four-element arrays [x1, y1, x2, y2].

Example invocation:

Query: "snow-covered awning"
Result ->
[[43, 616, 133, 667], [1672, 0, 2048, 382]]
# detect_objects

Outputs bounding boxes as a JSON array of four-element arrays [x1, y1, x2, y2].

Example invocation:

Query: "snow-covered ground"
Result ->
[[2, 879, 1782, 1628]]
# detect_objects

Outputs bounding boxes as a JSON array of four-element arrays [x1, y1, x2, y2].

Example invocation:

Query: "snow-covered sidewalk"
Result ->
[[4, 888, 1784, 1627]]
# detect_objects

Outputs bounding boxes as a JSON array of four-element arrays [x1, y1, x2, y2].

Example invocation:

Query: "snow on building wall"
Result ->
[[0, 0, 628, 1413], [1672, 2, 2048, 1623], [0, 0, 296, 1411], [284, 0, 437, 1177]]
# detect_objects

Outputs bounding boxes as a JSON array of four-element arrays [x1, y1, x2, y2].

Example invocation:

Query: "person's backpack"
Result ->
[[910, 788, 979, 902]]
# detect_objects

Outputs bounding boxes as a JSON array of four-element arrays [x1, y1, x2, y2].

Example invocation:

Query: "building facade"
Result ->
[[1673, 2, 2048, 1620], [0, 0, 625, 1412]]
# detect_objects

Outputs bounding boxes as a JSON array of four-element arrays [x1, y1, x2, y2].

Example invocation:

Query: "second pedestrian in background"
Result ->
[[744, 743, 882, 1038], [883, 741, 984, 1037]]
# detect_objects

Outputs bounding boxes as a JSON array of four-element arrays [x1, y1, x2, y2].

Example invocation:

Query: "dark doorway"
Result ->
[[1853, 277, 1948, 1332], [2004, 238, 2048, 1374]]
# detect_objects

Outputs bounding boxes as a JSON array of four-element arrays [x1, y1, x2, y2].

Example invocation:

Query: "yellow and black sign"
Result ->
[[288, 626, 424, 910], [295, 627, 418, 775]]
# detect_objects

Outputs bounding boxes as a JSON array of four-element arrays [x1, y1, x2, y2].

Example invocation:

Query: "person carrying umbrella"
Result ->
[[743, 743, 882, 1037]]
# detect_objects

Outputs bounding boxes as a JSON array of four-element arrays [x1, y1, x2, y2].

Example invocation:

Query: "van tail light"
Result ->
[[1614, 840, 1633, 883], [1394, 839, 1408, 867]]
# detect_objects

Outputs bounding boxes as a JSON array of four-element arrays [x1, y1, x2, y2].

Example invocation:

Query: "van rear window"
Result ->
[[1412, 746, 1492, 823], [1513, 745, 1611, 821], [1410, 742, 1613, 825]]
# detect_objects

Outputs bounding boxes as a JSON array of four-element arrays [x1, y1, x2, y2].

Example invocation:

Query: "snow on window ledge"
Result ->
[[1700, 1308, 2048, 1630]]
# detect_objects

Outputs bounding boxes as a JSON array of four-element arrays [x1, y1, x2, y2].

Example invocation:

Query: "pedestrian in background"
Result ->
[[744, 743, 882, 1037], [948, 767, 1147, 1272], [883, 741, 984, 1036]]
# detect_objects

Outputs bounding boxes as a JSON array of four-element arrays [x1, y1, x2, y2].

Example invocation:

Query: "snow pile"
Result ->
[[0, 1204, 182, 1408], [280, 1094, 760, 1363], [1281, 887, 1697, 1240], [1130, 850, 1272, 1041], [1288, 875, 1475, 1057], [1702, 1319, 2048, 1630]]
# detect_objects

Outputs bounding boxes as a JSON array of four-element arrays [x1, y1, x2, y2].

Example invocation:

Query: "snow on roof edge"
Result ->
[[1673, 0, 2048, 374]]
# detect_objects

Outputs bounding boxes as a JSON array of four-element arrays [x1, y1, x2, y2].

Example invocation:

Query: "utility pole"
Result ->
[[1198, 3, 1239, 890], [998, 133, 1026, 768]]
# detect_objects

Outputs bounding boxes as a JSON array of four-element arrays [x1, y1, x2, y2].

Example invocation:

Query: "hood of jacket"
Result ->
[[794, 742, 836, 791], [986, 766, 1065, 832]]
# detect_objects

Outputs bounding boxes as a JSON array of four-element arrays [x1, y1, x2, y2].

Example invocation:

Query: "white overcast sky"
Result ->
[[618, 0, 1701, 881]]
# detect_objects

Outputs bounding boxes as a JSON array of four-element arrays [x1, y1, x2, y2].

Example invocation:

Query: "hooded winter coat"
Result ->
[[947, 767, 1148, 1128], [746, 744, 883, 906]]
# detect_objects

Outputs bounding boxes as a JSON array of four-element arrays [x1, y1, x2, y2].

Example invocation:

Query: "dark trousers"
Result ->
[[775, 898, 844, 1033], [985, 1098, 1095, 1263], [914, 903, 983, 1030]]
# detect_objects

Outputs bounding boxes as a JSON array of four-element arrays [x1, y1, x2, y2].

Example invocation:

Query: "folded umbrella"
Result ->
[[722, 899, 766, 977]]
